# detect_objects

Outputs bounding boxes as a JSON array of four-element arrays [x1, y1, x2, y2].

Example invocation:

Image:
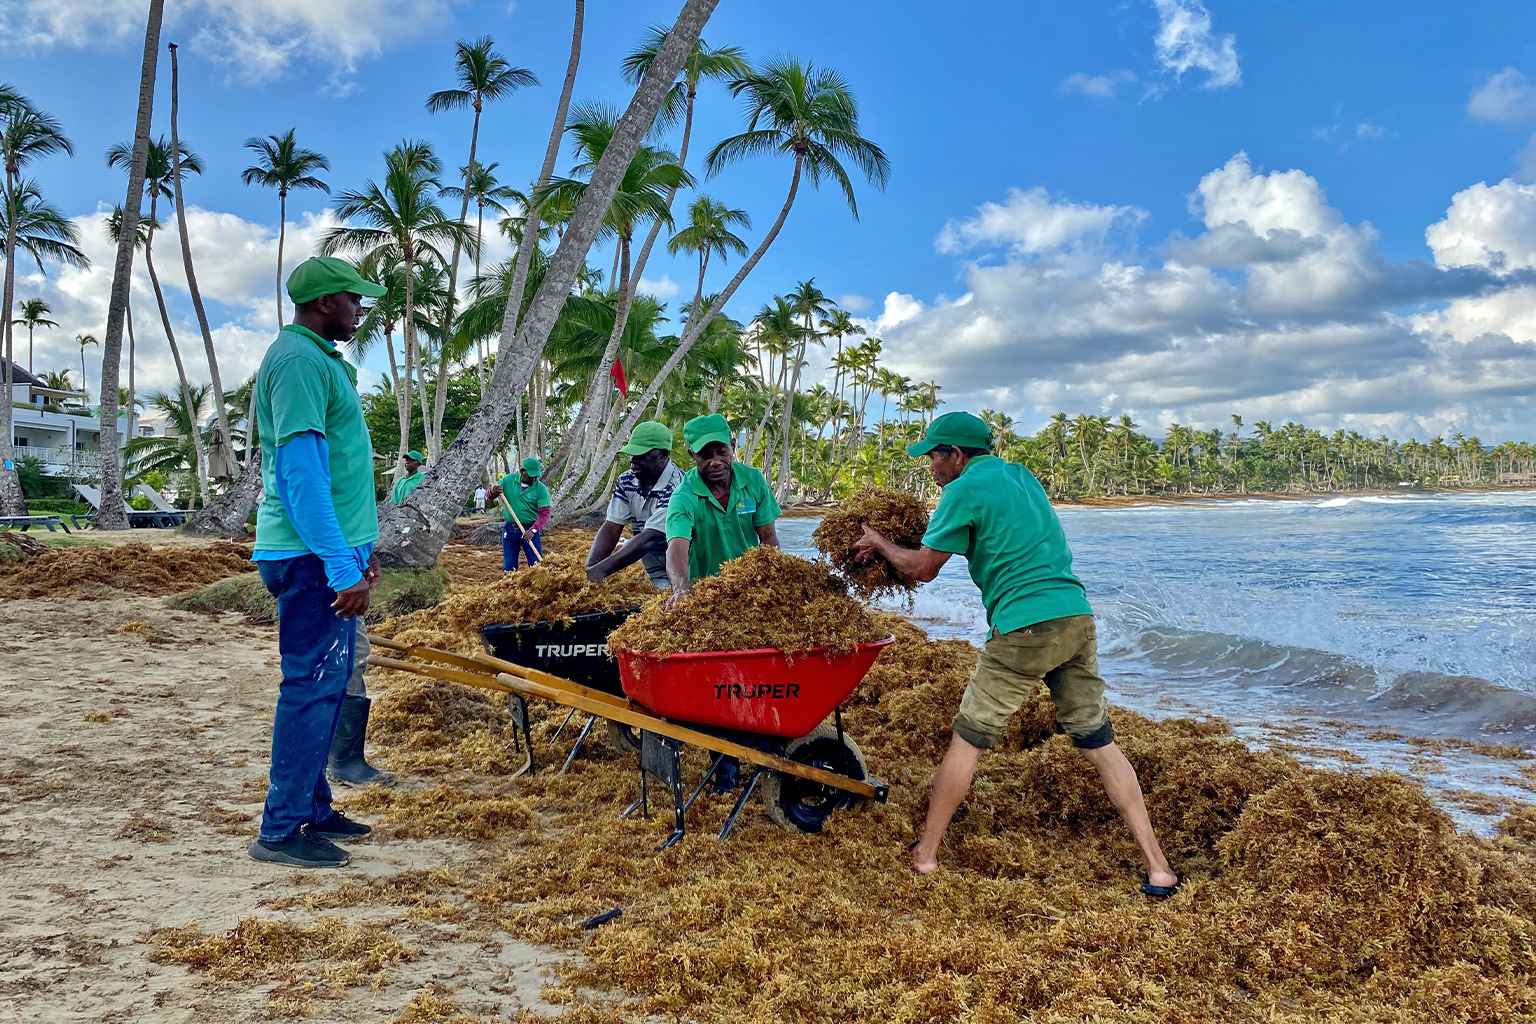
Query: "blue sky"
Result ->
[[5, 0, 1536, 441]]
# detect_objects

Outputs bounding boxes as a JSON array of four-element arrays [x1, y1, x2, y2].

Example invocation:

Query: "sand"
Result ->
[[0, 594, 567, 1023]]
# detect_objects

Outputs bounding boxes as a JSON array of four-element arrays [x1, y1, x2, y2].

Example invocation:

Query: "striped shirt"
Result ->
[[606, 460, 684, 584]]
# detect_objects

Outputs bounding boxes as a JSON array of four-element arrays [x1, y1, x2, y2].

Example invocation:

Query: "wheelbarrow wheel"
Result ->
[[762, 722, 867, 834], [605, 719, 642, 754]]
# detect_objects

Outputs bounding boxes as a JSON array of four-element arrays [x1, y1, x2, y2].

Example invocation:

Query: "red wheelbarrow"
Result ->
[[368, 634, 894, 847]]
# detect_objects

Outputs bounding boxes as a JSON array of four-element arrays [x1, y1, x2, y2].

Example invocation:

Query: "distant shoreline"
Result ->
[[777, 484, 1536, 518]]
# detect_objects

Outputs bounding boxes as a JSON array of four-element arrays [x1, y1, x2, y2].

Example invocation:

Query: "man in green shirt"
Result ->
[[853, 411, 1178, 897], [489, 457, 551, 571], [664, 413, 781, 600], [388, 451, 424, 505]]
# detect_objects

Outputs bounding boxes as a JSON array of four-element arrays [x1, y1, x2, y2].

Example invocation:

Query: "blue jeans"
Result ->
[[502, 523, 542, 570], [256, 554, 355, 842]]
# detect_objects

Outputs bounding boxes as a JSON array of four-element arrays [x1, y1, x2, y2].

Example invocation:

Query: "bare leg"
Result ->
[[1078, 742, 1177, 888], [911, 732, 984, 874]]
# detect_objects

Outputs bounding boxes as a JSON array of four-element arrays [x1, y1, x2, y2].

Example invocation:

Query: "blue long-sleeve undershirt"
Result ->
[[252, 431, 372, 591]]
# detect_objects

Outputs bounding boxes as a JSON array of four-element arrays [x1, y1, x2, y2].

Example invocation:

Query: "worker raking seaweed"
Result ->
[[853, 410, 1180, 897], [248, 256, 388, 869], [586, 420, 683, 586], [663, 413, 782, 602], [488, 457, 551, 572]]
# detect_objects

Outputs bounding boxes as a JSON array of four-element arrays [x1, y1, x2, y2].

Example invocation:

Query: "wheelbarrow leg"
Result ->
[[682, 752, 729, 815], [620, 731, 687, 849], [718, 768, 769, 841], [559, 714, 598, 774], [506, 693, 534, 778], [550, 707, 578, 742]]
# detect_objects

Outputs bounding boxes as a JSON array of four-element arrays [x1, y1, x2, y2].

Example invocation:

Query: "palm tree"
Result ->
[[10, 297, 56, 373], [425, 37, 537, 454], [668, 195, 749, 325], [76, 333, 97, 405], [124, 384, 212, 482], [107, 135, 209, 504], [107, 205, 154, 451], [97, 0, 165, 530], [240, 128, 330, 332], [1, 89, 74, 514], [441, 160, 518, 388], [320, 140, 474, 466], [602, 56, 889, 474]]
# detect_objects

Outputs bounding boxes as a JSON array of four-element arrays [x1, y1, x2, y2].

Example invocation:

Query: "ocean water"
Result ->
[[777, 491, 1536, 749]]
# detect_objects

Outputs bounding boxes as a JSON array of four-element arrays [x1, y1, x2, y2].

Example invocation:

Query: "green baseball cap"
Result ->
[[286, 256, 387, 305], [683, 413, 733, 452], [521, 457, 543, 478], [619, 420, 673, 456], [907, 411, 993, 457], [406, 450, 424, 463]]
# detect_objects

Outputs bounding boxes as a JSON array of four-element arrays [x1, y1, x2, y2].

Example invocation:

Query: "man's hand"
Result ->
[[332, 578, 371, 619], [521, 527, 535, 543], [586, 564, 607, 583], [363, 552, 381, 589], [665, 584, 692, 609], [852, 524, 888, 563], [486, 485, 503, 500]]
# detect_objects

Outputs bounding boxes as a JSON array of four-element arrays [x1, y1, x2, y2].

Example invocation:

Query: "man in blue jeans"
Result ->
[[249, 256, 387, 869]]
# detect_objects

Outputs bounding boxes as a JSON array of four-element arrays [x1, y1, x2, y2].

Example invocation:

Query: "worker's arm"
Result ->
[[665, 537, 692, 605], [852, 525, 953, 583], [756, 521, 780, 549], [588, 526, 666, 583], [271, 431, 371, 616], [587, 521, 624, 567]]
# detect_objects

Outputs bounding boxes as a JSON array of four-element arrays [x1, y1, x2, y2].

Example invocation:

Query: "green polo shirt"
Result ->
[[254, 324, 379, 551], [389, 472, 424, 505], [497, 474, 551, 525], [921, 455, 1091, 637], [665, 462, 781, 580]]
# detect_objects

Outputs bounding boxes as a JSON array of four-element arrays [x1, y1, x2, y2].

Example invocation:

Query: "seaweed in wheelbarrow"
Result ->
[[812, 487, 930, 599], [609, 546, 889, 656]]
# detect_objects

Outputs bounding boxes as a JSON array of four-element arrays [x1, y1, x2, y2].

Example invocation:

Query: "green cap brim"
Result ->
[[619, 441, 663, 456], [354, 280, 387, 298], [907, 439, 939, 457], [687, 430, 732, 452]]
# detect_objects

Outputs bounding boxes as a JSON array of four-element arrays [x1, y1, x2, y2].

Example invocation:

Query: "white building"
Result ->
[[7, 359, 132, 479]]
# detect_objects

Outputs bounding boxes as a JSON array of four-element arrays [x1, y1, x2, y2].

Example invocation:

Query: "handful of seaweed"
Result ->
[[609, 546, 889, 656], [812, 487, 930, 598]]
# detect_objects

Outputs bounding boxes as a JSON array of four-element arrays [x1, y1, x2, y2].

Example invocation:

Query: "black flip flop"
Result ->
[[1140, 875, 1181, 899]]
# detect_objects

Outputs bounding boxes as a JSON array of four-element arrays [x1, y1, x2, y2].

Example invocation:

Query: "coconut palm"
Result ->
[[76, 333, 97, 405], [107, 135, 209, 504], [124, 384, 212, 482], [106, 205, 155, 455], [769, 278, 830, 493], [240, 128, 330, 331], [1, 90, 74, 514], [319, 140, 475, 465], [441, 160, 518, 387], [10, 297, 55, 374], [667, 195, 749, 323]]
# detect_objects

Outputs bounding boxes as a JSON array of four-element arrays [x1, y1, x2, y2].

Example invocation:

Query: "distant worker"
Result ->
[[664, 413, 781, 601], [852, 410, 1180, 897], [473, 485, 487, 514], [249, 256, 387, 869], [388, 450, 424, 504], [488, 457, 551, 571], [586, 420, 683, 586]]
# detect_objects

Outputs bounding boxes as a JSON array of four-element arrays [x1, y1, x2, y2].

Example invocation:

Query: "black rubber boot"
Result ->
[[326, 695, 397, 788]]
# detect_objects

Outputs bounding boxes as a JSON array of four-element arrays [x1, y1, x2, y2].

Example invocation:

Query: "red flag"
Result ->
[[610, 358, 629, 398]]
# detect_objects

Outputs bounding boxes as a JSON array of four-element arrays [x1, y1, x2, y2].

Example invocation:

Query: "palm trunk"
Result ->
[[429, 99, 484, 462], [93, 0, 163, 528], [400, 256, 418, 478], [169, 45, 233, 492], [560, 153, 804, 514], [125, 295, 136, 446], [275, 190, 287, 332], [501, 0, 584, 346], [375, 0, 716, 566], [385, 323, 410, 460], [0, 167, 24, 514], [143, 204, 208, 506]]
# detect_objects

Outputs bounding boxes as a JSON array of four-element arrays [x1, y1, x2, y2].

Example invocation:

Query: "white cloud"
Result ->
[[1467, 68, 1536, 126], [865, 155, 1536, 441], [1519, 134, 1536, 185], [638, 273, 680, 300], [1061, 70, 1138, 99], [837, 293, 871, 313], [1151, 0, 1241, 90], [936, 187, 1146, 257], [0, 0, 459, 82]]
